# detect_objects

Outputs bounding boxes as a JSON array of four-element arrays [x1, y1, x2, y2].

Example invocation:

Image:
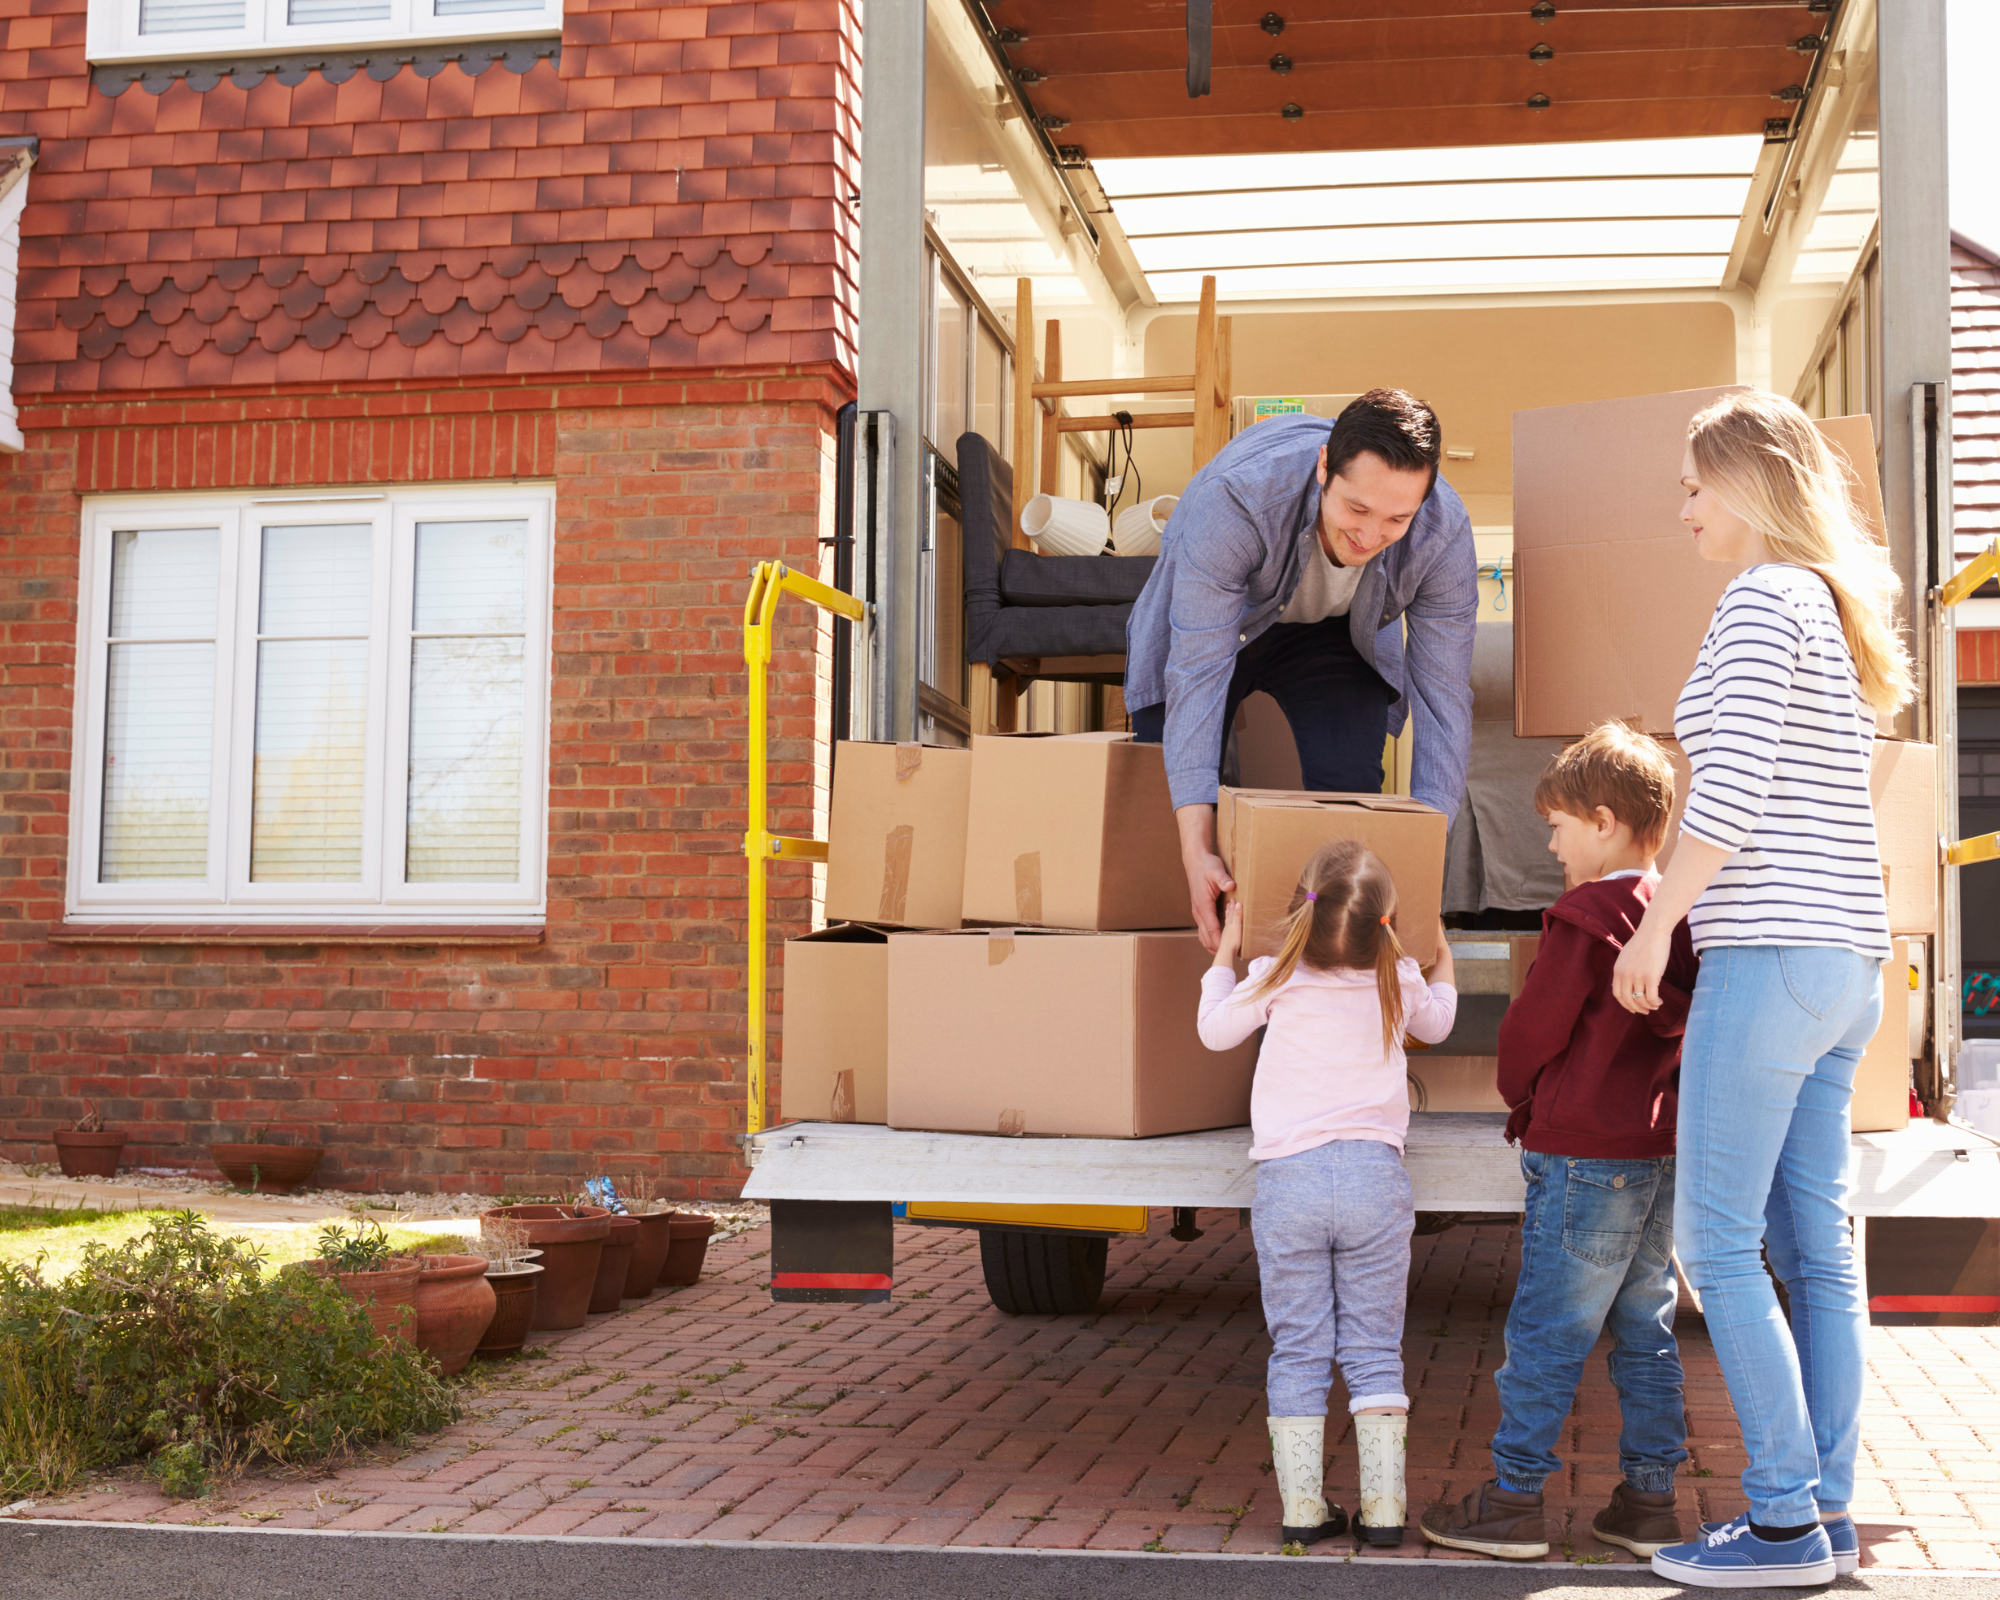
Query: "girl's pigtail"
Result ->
[[1248, 897, 1316, 1002], [1374, 917, 1407, 1058]]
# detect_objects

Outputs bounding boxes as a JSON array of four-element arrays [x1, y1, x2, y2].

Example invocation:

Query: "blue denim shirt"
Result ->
[[1123, 414, 1478, 818]]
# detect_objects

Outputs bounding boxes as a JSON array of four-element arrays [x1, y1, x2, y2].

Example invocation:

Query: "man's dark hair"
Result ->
[[1328, 388, 1442, 497]]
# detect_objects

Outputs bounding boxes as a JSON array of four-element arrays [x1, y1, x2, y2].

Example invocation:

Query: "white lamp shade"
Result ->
[[1111, 494, 1179, 558], [1020, 494, 1110, 557]]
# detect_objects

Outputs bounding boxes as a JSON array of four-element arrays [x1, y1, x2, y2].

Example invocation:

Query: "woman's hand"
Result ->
[[1213, 900, 1243, 970], [1612, 922, 1673, 1013]]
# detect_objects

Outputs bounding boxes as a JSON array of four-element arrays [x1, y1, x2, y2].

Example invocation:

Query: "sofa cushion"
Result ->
[[999, 549, 1156, 607]]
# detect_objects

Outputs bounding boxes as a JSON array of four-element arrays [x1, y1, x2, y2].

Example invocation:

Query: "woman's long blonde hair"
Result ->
[[1687, 391, 1913, 713], [1247, 839, 1407, 1057]]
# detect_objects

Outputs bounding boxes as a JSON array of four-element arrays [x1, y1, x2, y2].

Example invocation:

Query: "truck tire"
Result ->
[[979, 1229, 1108, 1315]]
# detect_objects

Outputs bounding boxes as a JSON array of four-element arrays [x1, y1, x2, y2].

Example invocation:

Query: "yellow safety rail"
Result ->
[[742, 561, 867, 1138], [1943, 538, 2000, 868]]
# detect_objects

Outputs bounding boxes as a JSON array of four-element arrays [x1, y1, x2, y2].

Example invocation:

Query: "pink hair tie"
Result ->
[[1303, 891, 1317, 903]]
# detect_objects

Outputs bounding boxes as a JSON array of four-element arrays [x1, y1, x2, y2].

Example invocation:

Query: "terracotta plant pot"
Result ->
[[622, 1211, 674, 1299], [52, 1130, 126, 1179], [413, 1254, 497, 1376], [211, 1143, 323, 1193], [476, 1263, 544, 1358], [478, 1205, 609, 1332], [658, 1213, 716, 1287], [305, 1257, 420, 1343], [588, 1214, 640, 1313]]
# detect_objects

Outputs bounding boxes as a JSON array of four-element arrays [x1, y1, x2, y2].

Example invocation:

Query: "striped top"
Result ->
[[1675, 563, 1890, 960]]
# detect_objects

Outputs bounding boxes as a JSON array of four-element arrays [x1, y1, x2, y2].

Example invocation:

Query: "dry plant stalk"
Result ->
[[478, 1216, 531, 1272]]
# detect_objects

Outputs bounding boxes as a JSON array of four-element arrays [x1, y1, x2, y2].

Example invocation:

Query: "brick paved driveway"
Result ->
[[23, 1214, 2000, 1570]]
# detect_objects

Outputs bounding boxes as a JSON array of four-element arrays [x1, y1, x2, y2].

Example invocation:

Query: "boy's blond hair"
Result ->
[[1532, 722, 1678, 856]]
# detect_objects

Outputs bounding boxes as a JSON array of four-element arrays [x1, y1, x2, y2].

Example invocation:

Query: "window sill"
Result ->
[[52, 922, 546, 947]]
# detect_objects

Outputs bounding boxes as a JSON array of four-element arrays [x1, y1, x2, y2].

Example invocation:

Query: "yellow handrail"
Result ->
[[742, 561, 866, 1138]]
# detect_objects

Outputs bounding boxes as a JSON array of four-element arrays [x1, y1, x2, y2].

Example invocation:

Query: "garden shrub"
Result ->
[[0, 1209, 456, 1497]]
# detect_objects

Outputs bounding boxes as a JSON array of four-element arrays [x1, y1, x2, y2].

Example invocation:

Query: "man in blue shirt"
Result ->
[[1125, 390, 1478, 950]]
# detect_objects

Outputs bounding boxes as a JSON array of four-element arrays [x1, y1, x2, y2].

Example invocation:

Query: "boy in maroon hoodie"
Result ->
[[1422, 723, 1699, 1564]]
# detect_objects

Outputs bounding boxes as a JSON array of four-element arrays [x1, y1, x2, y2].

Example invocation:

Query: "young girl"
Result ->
[[1198, 839, 1457, 1549]]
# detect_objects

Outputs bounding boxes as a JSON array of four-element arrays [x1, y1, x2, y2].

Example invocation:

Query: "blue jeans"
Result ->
[[1130, 614, 1393, 793], [1253, 1138, 1414, 1416], [1677, 944, 1881, 1525], [1493, 1151, 1686, 1493]]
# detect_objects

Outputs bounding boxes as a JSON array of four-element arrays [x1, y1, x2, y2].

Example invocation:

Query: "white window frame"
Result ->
[[85, 0, 560, 65], [68, 483, 554, 924]]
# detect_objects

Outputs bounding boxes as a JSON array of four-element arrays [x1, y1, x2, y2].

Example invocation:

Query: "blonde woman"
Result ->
[[1612, 392, 1911, 1588]]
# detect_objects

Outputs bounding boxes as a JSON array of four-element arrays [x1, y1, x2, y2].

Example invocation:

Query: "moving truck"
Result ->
[[742, 0, 2000, 1315]]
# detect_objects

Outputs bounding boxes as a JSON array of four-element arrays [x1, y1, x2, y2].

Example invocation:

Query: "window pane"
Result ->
[[251, 641, 368, 882], [975, 324, 1007, 457], [287, 0, 389, 22], [101, 529, 218, 882], [407, 637, 524, 882], [260, 523, 371, 632], [434, 0, 544, 13], [933, 276, 967, 464], [139, 0, 246, 31], [413, 520, 527, 632]]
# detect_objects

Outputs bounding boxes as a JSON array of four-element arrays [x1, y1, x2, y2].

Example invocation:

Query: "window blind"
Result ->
[[405, 520, 527, 883], [250, 525, 371, 883], [432, 0, 544, 16], [287, 0, 390, 22], [137, 0, 247, 31], [100, 528, 218, 882]]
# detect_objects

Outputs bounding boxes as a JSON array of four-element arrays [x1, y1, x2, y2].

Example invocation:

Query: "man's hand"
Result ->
[[1177, 803, 1235, 953]]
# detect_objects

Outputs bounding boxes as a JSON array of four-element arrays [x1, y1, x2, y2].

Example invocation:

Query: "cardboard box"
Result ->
[[1854, 939, 1913, 1134], [1216, 788, 1447, 963], [825, 741, 972, 930], [886, 929, 1256, 1138], [1657, 737, 1936, 935], [781, 924, 889, 1124], [1407, 1056, 1508, 1113], [1514, 385, 1888, 737], [961, 733, 1187, 930]]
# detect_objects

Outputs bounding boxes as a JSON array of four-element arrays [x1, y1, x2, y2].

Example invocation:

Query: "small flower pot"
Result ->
[[478, 1205, 609, 1332], [475, 1263, 543, 1358], [304, 1257, 420, 1343], [52, 1130, 126, 1179], [588, 1214, 641, 1313], [211, 1143, 324, 1193], [413, 1254, 497, 1376], [622, 1210, 675, 1299], [658, 1213, 716, 1287]]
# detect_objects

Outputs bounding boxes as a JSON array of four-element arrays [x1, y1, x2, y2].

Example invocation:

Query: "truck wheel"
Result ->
[[979, 1230, 1108, 1315]]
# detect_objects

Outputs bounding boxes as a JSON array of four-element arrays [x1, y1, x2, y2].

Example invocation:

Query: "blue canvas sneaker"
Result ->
[[1652, 1515, 1836, 1587], [1703, 1514, 1858, 1576]]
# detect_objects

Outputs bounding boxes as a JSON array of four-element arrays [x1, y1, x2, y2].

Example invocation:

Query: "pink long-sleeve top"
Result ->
[[1198, 956, 1459, 1161]]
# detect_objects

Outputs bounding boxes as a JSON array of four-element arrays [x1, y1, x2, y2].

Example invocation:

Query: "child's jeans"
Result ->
[[1492, 1151, 1687, 1494], [1253, 1137, 1413, 1415]]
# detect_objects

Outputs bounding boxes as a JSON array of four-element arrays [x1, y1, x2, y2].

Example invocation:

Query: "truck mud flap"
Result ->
[[769, 1198, 894, 1303]]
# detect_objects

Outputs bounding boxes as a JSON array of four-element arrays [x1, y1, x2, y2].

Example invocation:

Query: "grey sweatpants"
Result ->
[[1253, 1137, 1415, 1416]]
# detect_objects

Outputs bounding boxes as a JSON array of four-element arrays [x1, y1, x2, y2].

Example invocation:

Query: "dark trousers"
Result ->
[[1130, 615, 1393, 793]]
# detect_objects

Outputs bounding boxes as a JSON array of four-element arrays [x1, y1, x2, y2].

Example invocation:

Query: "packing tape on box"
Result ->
[[895, 742, 922, 780], [998, 1108, 1027, 1136], [879, 825, 914, 923], [830, 1069, 856, 1123], [1014, 851, 1042, 924], [988, 930, 1014, 965]]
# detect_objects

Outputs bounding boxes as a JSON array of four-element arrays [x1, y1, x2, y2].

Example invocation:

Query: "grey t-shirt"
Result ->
[[1278, 529, 1364, 624]]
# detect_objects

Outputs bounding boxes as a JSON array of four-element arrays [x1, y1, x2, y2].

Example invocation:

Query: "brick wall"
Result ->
[[0, 366, 841, 1195], [1963, 630, 2000, 688]]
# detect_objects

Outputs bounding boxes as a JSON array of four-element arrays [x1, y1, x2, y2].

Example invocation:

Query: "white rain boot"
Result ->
[[1267, 1415, 1347, 1545], [1354, 1412, 1407, 1547]]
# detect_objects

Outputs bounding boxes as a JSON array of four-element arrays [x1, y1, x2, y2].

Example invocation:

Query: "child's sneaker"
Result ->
[[1592, 1482, 1682, 1557], [1702, 1514, 1857, 1577], [1652, 1515, 1836, 1588], [1418, 1482, 1549, 1560]]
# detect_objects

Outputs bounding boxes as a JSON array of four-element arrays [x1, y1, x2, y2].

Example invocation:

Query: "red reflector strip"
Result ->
[[1870, 1294, 2000, 1313], [770, 1272, 893, 1290]]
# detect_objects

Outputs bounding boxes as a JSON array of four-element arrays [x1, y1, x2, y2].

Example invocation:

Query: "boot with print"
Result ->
[[1352, 1411, 1408, 1547], [1266, 1416, 1348, 1545]]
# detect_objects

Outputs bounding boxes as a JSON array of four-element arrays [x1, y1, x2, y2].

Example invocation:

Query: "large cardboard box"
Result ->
[[1854, 939, 1913, 1134], [825, 741, 972, 930], [1514, 387, 1889, 738], [1216, 788, 1447, 963], [886, 929, 1256, 1137], [1656, 737, 1936, 935], [781, 924, 889, 1124], [1407, 1056, 1509, 1113], [961, 733, 1187, 930]]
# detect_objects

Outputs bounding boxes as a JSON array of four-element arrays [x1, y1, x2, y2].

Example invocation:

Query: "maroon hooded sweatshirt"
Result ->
[[1498, 872, 1700, 1159]]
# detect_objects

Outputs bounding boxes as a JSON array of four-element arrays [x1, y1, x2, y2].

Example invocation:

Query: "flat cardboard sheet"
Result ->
[[886, 929, 1256, 1139], [782, 924, 889, 1125], [825, 741, 973, 931], [1216, 788, 1447, 963], [1513, 384, 1888, 738], [961, 733, 1188, 931]]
